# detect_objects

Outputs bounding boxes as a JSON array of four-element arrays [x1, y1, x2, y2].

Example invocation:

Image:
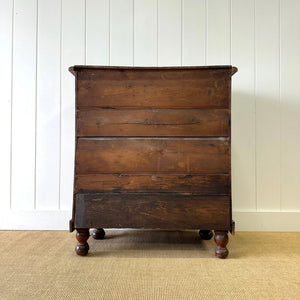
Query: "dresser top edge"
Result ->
[[69, 65, 238, 76]]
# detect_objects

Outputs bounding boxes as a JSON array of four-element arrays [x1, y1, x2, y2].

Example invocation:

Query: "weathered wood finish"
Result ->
[[76, 138, 230, 174], [75, 193, 231, 230], [76, 109, 230, 137], [74, 174, 229, 194], [69, 65, 237, 258], [75, 67, 232, 109]]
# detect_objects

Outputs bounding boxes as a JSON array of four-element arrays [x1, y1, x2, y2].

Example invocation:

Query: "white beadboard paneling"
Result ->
[[110, 0, 133, 66], [0, 0, 300, 230], [11, 0, 37, 210], [35, 0, 61, 210], [60, 0, 85, 210], [280, 0, 300, 211], [231, 0, 256, 211], [255, 0, 281, 211], [134, 0, 157, 66], [206, 0, 231, 65], [86, 0, 109, 65], [182, 0, 206, 66], [158, 0, 182, 66], [0, 0, 13, 210]]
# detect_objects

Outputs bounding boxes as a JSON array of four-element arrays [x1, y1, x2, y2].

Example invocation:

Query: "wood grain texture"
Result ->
[[76, 109, 230, 137], [75, 67, 232, 108], [75, 174, 230, 194], [76, 138, 230, 174], [74, 193, 231, 229]]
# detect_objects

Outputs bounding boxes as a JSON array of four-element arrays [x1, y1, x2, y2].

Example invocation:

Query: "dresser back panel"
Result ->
[[75, 138, 229, 174], [76, 109, 230, 137], [75, 68, 231, 109]]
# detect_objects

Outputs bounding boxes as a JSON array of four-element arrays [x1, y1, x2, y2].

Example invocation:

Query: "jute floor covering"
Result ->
[[0, 230, 299, 300]]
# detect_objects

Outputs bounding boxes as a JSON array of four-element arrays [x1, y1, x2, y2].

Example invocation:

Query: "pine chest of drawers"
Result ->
[[69, 65, 237, 258]]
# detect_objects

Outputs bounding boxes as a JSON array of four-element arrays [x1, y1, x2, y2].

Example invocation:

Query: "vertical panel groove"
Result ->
[[205, 0, 207, 65], [278, 0, 282, 211], [9, 0, 15, 210], [34, 0, 38, 210], [84, 0, 87, 65], [58, 0, 62, 210], [109, 0, 110, 65], [230, 0, 232, 65], [254, 0, 257, 211], [156, 0, 158, 66], [180, 0, 183, 66], [132, 0, 134, 66]]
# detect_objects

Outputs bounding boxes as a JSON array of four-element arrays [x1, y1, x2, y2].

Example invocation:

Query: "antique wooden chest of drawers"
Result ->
[[69, 65, 237, 258]]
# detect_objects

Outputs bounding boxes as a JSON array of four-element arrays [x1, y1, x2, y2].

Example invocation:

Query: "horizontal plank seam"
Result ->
[[75, 173, 230, 176], [77, 137, 229, 140], [76, 106, 230, 110]]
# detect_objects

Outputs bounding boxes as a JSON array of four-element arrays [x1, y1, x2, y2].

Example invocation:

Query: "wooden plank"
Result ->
[[75, 174, 230, 194], [86, 0, 109, 65], [182, 0, 206, 65], [206, 0, 231, 64], [76, 68, 231, 108], [231, 0, 256, 211], [110, 0, 133, 66], [75, 193, 231, 230], [35, 0, 60, 210], [76, 138, 229, 174], [134, 0, 157, 66], [0, 0, 13, 210], [60, 0, 85, 210], [158, 0, 181, 66], [280, 0, 300, 211], [76, 109, 230, 137], [255, 0, 280, 210], [11, 0, 37, 210]]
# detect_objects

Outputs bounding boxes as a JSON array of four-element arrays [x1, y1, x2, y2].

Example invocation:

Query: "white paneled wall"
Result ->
[[0, 0, 300, 230]]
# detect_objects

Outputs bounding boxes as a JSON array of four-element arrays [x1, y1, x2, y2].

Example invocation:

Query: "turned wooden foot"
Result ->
[[75, 229, 90, 256], [214, 231, 229, 259], [92, 228, 105, 240], [199, 230, 213, 240]]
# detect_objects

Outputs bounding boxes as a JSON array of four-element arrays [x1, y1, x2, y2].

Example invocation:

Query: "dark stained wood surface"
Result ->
[[74, 174, 230, 194], [70, 65, 237, 258], [76, 109, 230, 137], [74, 193, 231, 230], [76, 68, 231, 108], [76, 138, 230, 174]]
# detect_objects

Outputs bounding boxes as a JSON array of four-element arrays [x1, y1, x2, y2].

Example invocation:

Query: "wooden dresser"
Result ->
[[69, 65, 237, 258]]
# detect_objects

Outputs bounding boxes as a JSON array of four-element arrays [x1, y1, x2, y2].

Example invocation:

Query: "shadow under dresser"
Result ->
[[69, 65, 238, 258]]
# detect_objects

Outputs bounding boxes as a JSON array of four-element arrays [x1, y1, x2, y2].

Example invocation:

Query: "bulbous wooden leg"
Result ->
[[214, 231, 229, 259], [199, 230, 213, 240], [92, 228, 105, 240], [75, 228, 90, 256]]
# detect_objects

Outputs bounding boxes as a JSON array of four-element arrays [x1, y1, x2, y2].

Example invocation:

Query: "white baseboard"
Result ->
[[0, 210, 299, 231], [233, 211, 300, 231], [0, 210, 72, 230]]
